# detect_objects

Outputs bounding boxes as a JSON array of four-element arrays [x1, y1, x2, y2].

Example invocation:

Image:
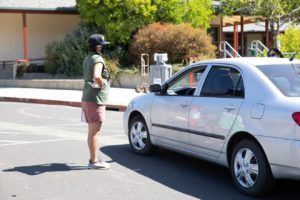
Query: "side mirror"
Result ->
[[149, 84, 162, 93]]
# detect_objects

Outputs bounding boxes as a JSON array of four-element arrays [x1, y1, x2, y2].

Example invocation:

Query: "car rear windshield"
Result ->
[[257, 64, 300, 97]]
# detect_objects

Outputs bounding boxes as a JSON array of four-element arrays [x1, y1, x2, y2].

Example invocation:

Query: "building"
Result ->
[[210, 15, 272, 57], [210, 2, 300, 57], [0, 0, 80, 64]]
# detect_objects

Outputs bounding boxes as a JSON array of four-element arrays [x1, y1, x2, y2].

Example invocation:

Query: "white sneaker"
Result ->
[[88, 160, 110, 170]]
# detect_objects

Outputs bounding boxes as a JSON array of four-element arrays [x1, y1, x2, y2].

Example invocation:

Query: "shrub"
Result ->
[[44, 41, 60, 74], [171, 63, 185, 74], [104, 58, 120, 81], [129, 23, 216, 65], [15, 62, 30, 77], [45, 23, 99, 76], [104, 46, 129, 69], [15, 62, 46, 77], [44, 23, 121, 78]]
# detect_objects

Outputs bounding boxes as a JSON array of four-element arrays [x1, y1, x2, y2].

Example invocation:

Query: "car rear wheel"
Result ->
[[230, 139, 275, 197], [128, 115, 155, 155]]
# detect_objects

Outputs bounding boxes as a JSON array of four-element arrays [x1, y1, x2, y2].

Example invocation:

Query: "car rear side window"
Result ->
[[200, 66, 244, 98], [257, 64, 300, 97]]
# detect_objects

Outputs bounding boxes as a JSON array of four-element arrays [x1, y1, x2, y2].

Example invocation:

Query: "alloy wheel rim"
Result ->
[[234, 148, 259, 188], [130, 121, 147, 150]]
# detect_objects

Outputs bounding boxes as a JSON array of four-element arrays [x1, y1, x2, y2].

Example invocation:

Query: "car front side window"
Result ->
[[166, 66, 206, 96]]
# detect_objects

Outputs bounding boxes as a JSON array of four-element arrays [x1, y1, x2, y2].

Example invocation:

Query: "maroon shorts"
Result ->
[[81, 101, 106, 123]]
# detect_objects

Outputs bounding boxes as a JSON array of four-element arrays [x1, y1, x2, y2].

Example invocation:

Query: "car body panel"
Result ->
[[150, 95, 193, 147], [189, 97, 244, 158], [256, 135, 300, 179], [123, 94, 155, 137]]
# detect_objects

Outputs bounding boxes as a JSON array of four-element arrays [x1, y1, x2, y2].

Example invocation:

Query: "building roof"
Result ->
[[223, 22, 300, 33], [0, 0, 76, 11]]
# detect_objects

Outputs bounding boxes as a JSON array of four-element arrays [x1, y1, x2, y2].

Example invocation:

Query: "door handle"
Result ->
[[224, 105, 236, 111], [180, 104, 189, 108]]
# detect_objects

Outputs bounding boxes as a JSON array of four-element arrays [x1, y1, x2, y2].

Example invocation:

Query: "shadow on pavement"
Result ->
[[101, 144, 300, 200], [3, 163, 87, 175]]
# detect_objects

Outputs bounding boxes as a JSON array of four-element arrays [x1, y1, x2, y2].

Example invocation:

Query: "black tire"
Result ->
[[128, 115, 156, 155], [230, 139, 275, 197]]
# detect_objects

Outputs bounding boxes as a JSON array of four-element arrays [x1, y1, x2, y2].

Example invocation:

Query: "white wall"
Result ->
[[27, 14, 80, 59], [0, 13, 23, 61], [0, 13, 80, 61]]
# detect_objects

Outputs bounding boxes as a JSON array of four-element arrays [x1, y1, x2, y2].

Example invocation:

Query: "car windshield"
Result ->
[[257, 64, 300, 97]]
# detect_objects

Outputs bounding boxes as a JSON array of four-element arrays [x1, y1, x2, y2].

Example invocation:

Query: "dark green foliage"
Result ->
[[44, 23, 99, 76], [44, 41, 59, 74], [104, 46, 128, 69], [15, 62, 30, 77]]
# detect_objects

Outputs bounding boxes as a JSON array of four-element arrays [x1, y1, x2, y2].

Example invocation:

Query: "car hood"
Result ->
[[127, 92, 156, 110]]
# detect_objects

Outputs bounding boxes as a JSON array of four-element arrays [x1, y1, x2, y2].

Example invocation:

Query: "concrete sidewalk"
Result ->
[[0, 87, 144, 111]]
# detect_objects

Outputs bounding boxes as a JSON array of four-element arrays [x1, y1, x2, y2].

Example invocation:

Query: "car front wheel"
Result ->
[[230, 139, 275, 197], [128, 115, 155, 155]]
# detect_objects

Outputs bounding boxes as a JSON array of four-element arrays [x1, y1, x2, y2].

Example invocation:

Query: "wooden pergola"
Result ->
[[214, 15, 269, 56]]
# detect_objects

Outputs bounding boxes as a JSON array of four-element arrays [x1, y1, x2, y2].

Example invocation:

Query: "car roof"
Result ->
[[194, 57, 300, 67]]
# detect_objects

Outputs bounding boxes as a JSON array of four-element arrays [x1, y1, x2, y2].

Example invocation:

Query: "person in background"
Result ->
[[81, 34, 111, 169], [267, 48, 284, 58]]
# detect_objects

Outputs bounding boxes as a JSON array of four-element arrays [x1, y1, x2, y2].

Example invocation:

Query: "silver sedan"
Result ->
[[123, 57, 300, 197]]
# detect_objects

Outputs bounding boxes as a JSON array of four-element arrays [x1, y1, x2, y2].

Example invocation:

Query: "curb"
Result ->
[[0, 97, 127, 112]]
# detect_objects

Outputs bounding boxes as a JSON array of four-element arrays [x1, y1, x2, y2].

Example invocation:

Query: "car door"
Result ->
[[150, 66, 207, 148], [189, 65, 245, 158]]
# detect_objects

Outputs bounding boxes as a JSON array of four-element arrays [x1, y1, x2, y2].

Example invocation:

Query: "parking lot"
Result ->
[[0, 102, 300, 200]]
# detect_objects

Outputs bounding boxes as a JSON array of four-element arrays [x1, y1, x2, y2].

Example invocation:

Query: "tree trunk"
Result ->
[[274, 20, 280, 48], [270, 19, 275, 48]]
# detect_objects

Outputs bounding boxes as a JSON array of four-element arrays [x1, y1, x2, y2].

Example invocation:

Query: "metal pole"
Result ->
[[22, 12, 28, 62]]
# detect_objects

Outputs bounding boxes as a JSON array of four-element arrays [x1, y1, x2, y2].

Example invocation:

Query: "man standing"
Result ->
[[81, 34, 110, 169]]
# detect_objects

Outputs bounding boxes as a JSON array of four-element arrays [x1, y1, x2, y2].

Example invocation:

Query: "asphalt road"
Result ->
[[0, 102, 299, 200]]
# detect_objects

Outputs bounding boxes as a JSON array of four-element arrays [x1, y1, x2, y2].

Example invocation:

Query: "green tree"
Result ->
[[278, 26, 300, 54], [154, 0, 213, 29], [182, 0, 214, 29], [220, 0, 300, 47], [76, 0, 156, 45], [76, 0, 214, 45]]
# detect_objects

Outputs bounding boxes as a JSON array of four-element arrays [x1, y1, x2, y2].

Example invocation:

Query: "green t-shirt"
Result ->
[[81, 52, 110, 104]]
